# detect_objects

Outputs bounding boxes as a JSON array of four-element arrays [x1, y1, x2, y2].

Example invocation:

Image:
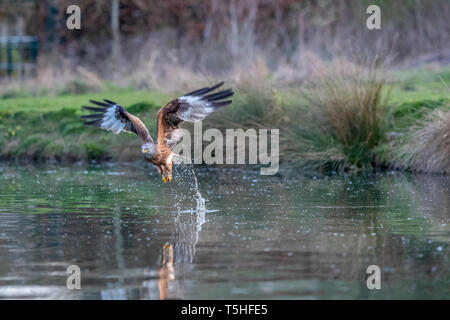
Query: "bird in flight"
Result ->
[[81, 82, 234, 183]]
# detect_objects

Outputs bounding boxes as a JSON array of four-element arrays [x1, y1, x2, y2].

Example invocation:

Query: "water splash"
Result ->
[[191, 168, 206, 231], [170, 162, 207, 265], [173, 162, 206, 233]]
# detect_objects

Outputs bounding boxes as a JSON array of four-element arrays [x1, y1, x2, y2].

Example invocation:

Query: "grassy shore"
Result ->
[[1, 66, 449, 174], [0, 89, 170, 163]]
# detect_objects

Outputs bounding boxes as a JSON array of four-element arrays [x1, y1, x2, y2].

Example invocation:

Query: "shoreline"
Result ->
[[1, 67, 449, 175]]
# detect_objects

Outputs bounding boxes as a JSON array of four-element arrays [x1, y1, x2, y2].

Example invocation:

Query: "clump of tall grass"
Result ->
[[202, 56, 390, 174], [284, 57, 390, 172], [390, 108, 450, 173]]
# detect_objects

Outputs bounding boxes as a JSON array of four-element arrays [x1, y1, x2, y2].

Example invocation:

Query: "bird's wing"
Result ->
[[156, 82, 234, 149], [81, 99, 153, 143]]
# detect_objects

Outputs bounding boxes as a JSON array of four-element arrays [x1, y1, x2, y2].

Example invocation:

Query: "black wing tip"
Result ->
[[82, 119, 102, 126], [184, 81, 227, 97], [205, 81, 225, 91], [81, 98, 121, 115], [89, 100, 110, 107], [206, 81, 225, 92], [212, 99, 233, 108], [82, 105, 106, 113], [81, 99, 124, 127], [103, 99, 118, 105], [203, 89, 234, 102], [80, 113, 103, 120], [211, 81, 224, 89]]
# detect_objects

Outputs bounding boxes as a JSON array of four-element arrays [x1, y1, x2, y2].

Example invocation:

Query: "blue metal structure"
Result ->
[[0, 35, 38, 78]]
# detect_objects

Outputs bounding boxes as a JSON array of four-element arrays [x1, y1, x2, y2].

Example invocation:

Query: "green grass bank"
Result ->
[[1, 66, 449, 174]]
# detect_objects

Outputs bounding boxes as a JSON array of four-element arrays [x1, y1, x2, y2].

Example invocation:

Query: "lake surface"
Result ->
[[0, 163, 449, 299]]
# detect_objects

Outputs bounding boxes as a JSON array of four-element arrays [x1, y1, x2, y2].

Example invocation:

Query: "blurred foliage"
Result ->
[[2, 0, 449, 63]]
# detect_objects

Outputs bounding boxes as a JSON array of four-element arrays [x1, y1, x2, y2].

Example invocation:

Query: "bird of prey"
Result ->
[[81, 82, 233, 182]]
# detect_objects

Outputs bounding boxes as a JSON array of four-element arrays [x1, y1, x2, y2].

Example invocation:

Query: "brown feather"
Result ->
[[125, 112, 153, 143], [155, 82, 233, 151]]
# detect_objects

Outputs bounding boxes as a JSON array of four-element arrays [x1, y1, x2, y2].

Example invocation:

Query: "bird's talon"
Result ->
[[162, 176, 167, 183]]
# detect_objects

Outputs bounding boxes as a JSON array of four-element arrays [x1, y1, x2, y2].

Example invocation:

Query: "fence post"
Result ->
[[6, 40, 12, 77], [31, 38, 38, 77], [0, 41, 2, 77]]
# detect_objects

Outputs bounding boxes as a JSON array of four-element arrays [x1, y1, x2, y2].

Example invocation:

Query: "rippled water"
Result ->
[[0, 163, 449, 299]]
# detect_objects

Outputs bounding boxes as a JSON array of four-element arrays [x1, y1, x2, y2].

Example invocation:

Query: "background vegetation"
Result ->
[[0, 0, 449, 174]]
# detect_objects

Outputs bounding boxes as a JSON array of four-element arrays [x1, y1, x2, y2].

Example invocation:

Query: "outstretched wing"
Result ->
[[157, 81, 234, 149], [81, 99, 153, 143]]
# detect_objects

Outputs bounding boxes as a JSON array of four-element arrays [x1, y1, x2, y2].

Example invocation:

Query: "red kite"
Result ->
[[81, 82, 233, 182]]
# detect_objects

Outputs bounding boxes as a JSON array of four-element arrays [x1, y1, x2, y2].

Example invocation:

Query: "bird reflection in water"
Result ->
[[140, 167, 206, 299], [158, 243, 175, 300]]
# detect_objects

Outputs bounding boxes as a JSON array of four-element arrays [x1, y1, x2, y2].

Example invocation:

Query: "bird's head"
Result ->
[[141, 142, 155, 157]]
